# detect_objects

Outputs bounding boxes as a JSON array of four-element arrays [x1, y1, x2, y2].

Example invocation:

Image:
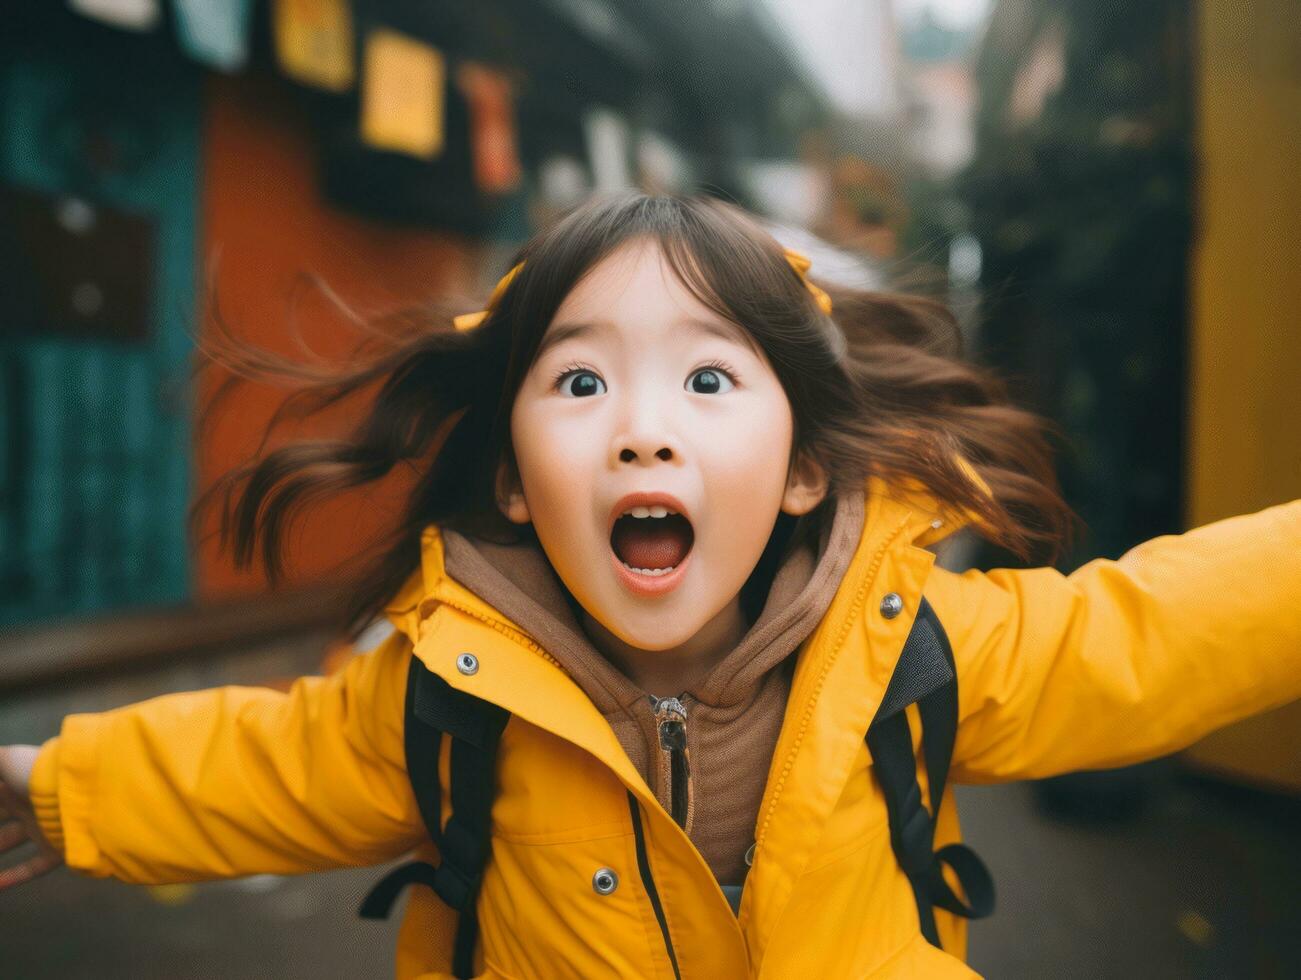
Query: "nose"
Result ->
[[611, 393, 680, 466]]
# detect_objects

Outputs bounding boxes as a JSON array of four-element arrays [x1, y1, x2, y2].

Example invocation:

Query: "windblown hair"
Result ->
[[193, 191, 1077, 640]]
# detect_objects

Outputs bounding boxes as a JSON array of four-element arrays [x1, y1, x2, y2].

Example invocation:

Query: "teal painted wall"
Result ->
[[0, 31, 200, 626]]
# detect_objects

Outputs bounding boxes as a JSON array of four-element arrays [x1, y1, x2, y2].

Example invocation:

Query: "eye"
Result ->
[[553, 364, 607, 397], [686, 361, 738, 395]]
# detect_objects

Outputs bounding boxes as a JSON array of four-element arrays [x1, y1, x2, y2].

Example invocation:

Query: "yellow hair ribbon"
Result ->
[[453, 244, 833, 331], [452, 260, 524, 331], [781, 247, 834, 315]]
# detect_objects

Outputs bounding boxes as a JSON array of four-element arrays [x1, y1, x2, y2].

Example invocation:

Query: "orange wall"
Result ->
[[195, 70, 480, 598]]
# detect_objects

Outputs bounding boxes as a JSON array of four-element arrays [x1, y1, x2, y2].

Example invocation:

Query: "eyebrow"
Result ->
[[536, 317, 754, 361]]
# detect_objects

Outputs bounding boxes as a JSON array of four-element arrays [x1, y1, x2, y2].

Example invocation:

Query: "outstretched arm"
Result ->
[[20, 624, 425, 884], [925, 498, 1301, 783]]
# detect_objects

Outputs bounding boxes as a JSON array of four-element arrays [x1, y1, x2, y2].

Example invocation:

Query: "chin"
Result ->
[[606, 609, 701, 652]]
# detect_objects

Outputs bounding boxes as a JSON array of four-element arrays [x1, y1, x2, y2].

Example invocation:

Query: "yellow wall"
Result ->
[[1184, 0, 1301, 792]]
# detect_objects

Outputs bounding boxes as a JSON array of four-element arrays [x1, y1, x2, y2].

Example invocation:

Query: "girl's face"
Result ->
[[501, 238, 827, 652]]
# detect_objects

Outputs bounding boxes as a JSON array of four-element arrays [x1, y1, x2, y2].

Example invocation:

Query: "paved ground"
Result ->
[[2, 638, 1297, 978], [961, 775, 1300, 978]]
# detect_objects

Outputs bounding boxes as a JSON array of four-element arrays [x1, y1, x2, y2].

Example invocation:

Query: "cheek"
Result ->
[[693, 396, 793, 579], [704, 395, 794, 493], [511, 406, 599, 522]]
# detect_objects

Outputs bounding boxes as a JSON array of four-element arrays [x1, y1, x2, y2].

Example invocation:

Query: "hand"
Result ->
[[0, 744, 64, 890]]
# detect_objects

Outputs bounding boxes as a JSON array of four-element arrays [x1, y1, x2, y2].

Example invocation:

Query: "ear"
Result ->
[[781, 448, 829, 516], [495, 453, 531, 525]]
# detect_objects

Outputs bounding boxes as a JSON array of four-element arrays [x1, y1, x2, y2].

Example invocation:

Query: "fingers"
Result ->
[[0, 819, 27, 851], [0, 780, 23, 819], [0, 747, 65, 890], [0, 850, 62, 891], [0, 816, 64, 892]]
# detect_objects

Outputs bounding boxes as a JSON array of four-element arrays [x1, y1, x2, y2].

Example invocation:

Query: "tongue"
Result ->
[[611, 517, 692, 570]]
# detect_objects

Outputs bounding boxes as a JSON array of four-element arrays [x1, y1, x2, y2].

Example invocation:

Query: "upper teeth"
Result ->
[[622, 505, 676, 519]]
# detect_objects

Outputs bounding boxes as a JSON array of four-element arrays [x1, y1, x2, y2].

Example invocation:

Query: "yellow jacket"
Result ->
[[30, 477, 1301, 978]]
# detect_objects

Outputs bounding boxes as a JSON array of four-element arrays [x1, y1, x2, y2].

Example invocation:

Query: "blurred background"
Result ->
[[1, 0, 1298, 976]]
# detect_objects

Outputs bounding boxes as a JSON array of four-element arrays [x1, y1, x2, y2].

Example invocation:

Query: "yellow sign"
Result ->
[[361, 29, 445, 160], [273, 0, 354, 92]]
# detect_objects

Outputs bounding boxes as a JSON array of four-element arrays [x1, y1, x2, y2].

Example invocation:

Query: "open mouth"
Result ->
[[610, 507, 695, 576]]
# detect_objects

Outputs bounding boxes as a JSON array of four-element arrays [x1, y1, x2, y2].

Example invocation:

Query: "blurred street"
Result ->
[[2, 633, 1298, 979]]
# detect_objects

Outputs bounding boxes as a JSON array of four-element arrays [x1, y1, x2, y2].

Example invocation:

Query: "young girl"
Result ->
[[1, 192, 1299, 979]]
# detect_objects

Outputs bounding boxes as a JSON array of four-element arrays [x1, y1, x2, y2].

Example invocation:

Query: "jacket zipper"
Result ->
[[435, 598, 693, 836], [627, 791, 683, 980], [648, 693, 694, 834], [437, 596, 696, 838]]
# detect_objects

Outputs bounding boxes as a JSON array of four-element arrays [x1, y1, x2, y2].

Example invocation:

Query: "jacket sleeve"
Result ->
[[924, 498, 1301, 783], [27, 623, 426, 883]]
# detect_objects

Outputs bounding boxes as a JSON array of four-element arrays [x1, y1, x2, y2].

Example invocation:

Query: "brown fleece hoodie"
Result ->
[[439, 490, 866, 889]]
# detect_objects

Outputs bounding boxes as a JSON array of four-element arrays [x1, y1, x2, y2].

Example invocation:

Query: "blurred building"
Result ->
[[756, 0, 989, 270], [0, 2, 829, 681], [898, 4, 982, 177], [745, 0, 906, 245]]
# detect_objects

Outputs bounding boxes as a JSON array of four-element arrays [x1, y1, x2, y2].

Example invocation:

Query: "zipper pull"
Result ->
[[652, 694, 688, 751], [649, 694, 693, 833]]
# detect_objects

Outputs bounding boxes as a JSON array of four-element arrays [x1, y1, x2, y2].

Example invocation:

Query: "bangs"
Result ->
[[502, 193, 816, 372]]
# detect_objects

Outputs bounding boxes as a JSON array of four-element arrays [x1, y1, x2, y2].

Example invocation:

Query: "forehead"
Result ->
[[540, 239, 757, 356]]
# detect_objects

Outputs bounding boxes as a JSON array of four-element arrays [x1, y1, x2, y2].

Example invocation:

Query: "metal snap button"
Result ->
[[879, 592, 904, 619], [931, 518, 944, 529], [592, 867, 618, 895], [456, 652, 479, 675]]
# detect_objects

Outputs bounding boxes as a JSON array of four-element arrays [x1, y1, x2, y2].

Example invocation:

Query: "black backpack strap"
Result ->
[[360, 653, 509, 980], [866, 595, 995, 949]]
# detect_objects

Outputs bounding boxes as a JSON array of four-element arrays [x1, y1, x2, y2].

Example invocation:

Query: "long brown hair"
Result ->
[[192, 191, 1077, 640]]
